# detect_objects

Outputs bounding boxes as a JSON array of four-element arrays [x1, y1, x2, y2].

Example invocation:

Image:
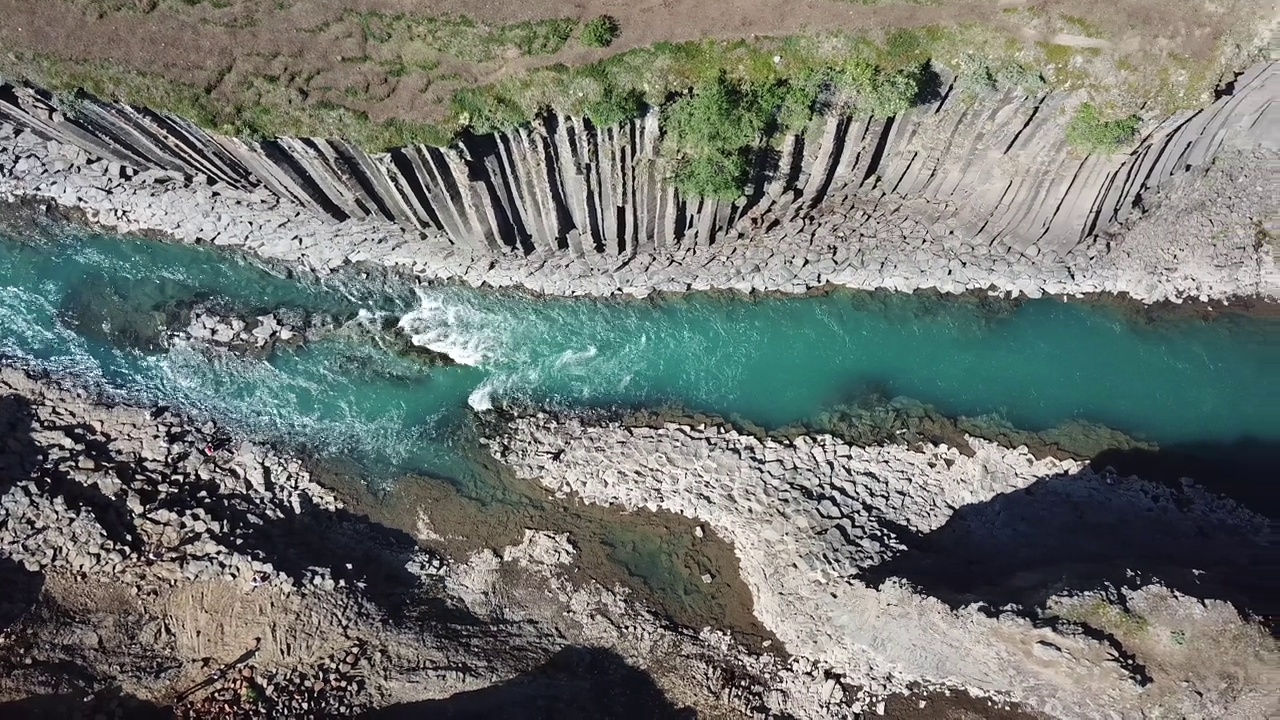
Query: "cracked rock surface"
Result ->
[[490, 414, 1278, 720], [0, 367, 880, 719]]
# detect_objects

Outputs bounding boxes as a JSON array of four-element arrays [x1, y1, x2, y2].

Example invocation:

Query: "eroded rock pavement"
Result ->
[[1, 363, 1275, 718], [0, 367, 855, 719]]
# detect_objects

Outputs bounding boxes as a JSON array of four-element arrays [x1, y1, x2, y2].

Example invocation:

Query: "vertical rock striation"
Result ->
[[1, 63, 1274, 264]]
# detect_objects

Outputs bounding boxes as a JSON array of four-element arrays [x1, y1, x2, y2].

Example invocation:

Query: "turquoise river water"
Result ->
[[2, 229, 1278, 494]]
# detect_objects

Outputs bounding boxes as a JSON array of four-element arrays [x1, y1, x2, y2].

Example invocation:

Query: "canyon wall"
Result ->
[[1, 63, 1274, 265]]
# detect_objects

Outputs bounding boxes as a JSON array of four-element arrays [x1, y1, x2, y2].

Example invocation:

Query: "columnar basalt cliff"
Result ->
[[1, 63, 1275, 279]]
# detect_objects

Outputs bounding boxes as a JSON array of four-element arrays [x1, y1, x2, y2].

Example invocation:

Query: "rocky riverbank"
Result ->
[[0, 366, 888, 719], [0, 114, 1275, 304], [488, 413, 1278, 720]]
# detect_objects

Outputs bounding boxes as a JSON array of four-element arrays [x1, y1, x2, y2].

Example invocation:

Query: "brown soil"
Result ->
[[883, 688, 1049, 719], [0, 0, 1266, 127]]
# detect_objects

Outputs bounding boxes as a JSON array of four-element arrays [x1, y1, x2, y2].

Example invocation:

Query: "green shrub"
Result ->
[[581, 15, 620, 48], [672, 148, 750, 200], [995, 62, 1047, 95], [663, 73, 778, 199], [838, 59, 922, 116], [771, 70, 827, 133], [661, 70, 842, 197], [583, 84, 645, 127], [953, 56, 997, 97], [664, 73, 773, 158], [1066, 102, 1140, 154]]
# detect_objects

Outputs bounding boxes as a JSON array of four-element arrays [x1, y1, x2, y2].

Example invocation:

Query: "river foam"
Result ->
[[398, 292, 498, 367]]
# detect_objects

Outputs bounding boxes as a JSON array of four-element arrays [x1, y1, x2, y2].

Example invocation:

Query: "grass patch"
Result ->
[[0, 53, 452, 151], [1056, 599, 1151, 641], [581, 15, 620, 49], [450, 85, 533, 134], [836, 59, 923, 116], [1065, 102, 1141, 154], [356, 12, 579, 64], [0, 54, 222, 128]]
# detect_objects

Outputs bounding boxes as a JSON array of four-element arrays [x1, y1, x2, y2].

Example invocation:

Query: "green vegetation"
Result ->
[[0, 53, 452, 151], [1056, 600, 1151, 641], [441, 28, 950, 155], [953, 55, 997, 96], [0, 13, 1236, 175], [450, 86, 531, 135], [240, 684, 264, 704], [952, 54, 1047, 98], [582, 82, 645, 129], [356, 13, 579, 63], [4, 55, 221, 129], [662, 73, 773, 199], [1065, 102, 1141, 154], [995, 62, 1048, 95], [581, 15, 620, 49], [661, 70, 833, 198], [836, 59, 923, 116]]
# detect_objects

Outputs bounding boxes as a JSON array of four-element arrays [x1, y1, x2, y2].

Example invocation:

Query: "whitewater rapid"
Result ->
[[396, 288, 641, 412]]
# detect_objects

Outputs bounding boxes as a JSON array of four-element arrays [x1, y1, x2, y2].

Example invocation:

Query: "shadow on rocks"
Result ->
[[2, 391, 148, 552], [358, 646, 695, 720], [157, 472, 471, 622], [859, 454, 1279, 632], [0, 686, 169, 720], [0, 555, 42, 632], [1091, 439, 1280, 518], [913, 62, 948, 107], [0, 392, 39, 484], [3, 382, 480, 624]]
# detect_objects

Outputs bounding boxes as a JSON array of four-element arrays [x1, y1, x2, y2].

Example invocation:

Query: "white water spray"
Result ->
[[397, 292, 499, 367]]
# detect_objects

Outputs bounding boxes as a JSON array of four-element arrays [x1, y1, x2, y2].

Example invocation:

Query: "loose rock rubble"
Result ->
[[173, 646, 370, 719], [176, 306, 331, 357], [0, 369, 344, 590], [181, 308, 308, 355]]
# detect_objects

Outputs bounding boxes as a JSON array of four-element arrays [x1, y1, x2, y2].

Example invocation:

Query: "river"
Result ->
[[3, 227, 1278, 489]]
